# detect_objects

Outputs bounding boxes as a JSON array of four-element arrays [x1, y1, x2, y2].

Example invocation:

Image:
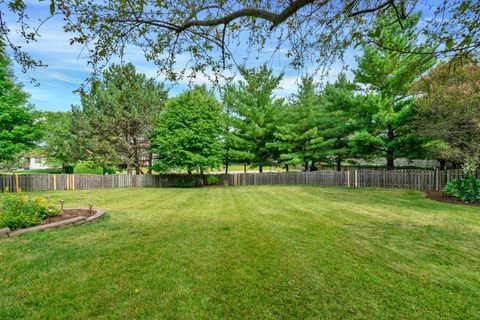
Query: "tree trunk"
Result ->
[[259, 165, 263, 173], [187, 168, 192, 175], [127, 163, 133, 175], [386, 150, 394, 170], [244, 163, 247, 173], [386, 124, 395, 170], [225, 159, 229, 174], [200, 167, 205, 185], [304, 161, 309, 172], [285, 164, 289, 172], [438, 159, 446, 170], [133, 138, 141, 175], [147, 152, 153, 175], [336, 157, 341, 172], [310, 161, 318, 172]]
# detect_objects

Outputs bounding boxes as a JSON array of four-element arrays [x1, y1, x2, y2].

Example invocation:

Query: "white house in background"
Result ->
[[23, 151, 53, 170], [25, 156, 51, 170]]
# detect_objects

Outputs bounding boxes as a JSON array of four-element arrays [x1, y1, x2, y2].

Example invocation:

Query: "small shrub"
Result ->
[[0, 193, 60, 230], [64, 165, 75, 174], [443, 176, 480, 203], [74, 161, 104, 174], [74, 161, 116, 174], [207, 175, 219, 185], [103, 167, 117, 174]]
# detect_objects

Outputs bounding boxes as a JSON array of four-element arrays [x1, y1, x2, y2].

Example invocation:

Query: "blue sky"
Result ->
[[4, 2, 361, 112]]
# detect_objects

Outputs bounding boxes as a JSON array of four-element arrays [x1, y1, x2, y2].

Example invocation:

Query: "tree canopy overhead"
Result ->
[[2, 0, 480, 80]]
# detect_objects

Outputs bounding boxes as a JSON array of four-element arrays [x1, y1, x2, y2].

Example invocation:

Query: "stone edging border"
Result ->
[[0, 208, 106, 238]]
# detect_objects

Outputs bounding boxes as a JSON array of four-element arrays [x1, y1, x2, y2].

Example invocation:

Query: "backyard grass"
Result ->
[[1, 186, 480, 319]]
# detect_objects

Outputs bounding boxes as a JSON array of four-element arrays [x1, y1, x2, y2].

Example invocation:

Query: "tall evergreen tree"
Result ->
[[151, 85, 223, 174], [0, 39, 43, 164], [221, 108, 254, 174], [72, 63, 168, 174], [351, 12, 436, 169], [272, 76, 323, 171], [316, 74, 363, 171], [222, 65, 283, 172]]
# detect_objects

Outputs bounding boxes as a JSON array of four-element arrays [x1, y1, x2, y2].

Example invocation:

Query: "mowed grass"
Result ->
[[1, 186, 480, 319]]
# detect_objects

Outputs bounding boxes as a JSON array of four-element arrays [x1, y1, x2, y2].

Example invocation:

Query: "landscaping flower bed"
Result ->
[[0, 193, 105, 238]]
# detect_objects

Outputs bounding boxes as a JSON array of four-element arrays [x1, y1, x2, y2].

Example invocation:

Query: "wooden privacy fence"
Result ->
[[0, 174, 206, 192], [224, 169, 473, 190], [0, 169, 477, 193]]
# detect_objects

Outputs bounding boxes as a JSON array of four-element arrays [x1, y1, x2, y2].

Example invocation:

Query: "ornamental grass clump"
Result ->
[[0, 192, 60, 230]]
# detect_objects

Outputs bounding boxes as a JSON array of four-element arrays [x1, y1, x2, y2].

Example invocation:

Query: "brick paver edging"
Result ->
[[1, 208, 106, 238]]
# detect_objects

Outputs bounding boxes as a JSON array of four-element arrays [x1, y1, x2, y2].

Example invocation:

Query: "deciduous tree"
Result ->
[[40, 111, 77, 172], [414, 58, 480, 174], [151, 85, 223, 174], [0, 39, 42, 164]]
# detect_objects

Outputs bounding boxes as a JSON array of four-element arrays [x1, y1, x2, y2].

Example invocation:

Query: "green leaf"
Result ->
[[445, 38, 454, 50], [49, 0, 55, 15]]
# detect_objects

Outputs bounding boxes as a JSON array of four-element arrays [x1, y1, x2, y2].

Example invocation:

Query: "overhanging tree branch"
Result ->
[[176, 0, 319, 32]]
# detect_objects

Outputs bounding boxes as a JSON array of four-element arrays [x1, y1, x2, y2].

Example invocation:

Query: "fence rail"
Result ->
[[0, 169, 478, 193]]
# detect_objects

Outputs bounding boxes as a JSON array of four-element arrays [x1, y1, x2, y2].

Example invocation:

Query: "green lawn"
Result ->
[[1, 186, 480, 319]]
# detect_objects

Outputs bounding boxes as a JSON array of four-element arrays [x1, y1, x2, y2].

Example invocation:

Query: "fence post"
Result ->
[[435, 168, 439, 190], [15, 174, 20, 192], [354, 170, 358, 188], [347, 170, 350, 188], [383, 169, 386, 188], [53, 174, 57, 191]]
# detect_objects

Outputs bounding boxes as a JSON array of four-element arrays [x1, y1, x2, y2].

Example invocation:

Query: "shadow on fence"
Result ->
[[1, 169, 478, 193]]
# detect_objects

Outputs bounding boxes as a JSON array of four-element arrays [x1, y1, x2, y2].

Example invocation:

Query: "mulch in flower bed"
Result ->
[[42, 209, 97, 224], [424, 190, 480, 207]]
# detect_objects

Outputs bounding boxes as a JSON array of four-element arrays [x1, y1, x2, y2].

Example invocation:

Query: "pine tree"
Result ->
[[351, 12, 436, 169], [272, 76, 323, 171], [222, 65, 283, 172], [315, 74, 361, 171], [72, 63, 168, 174], [221, 109, 254, 173]]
